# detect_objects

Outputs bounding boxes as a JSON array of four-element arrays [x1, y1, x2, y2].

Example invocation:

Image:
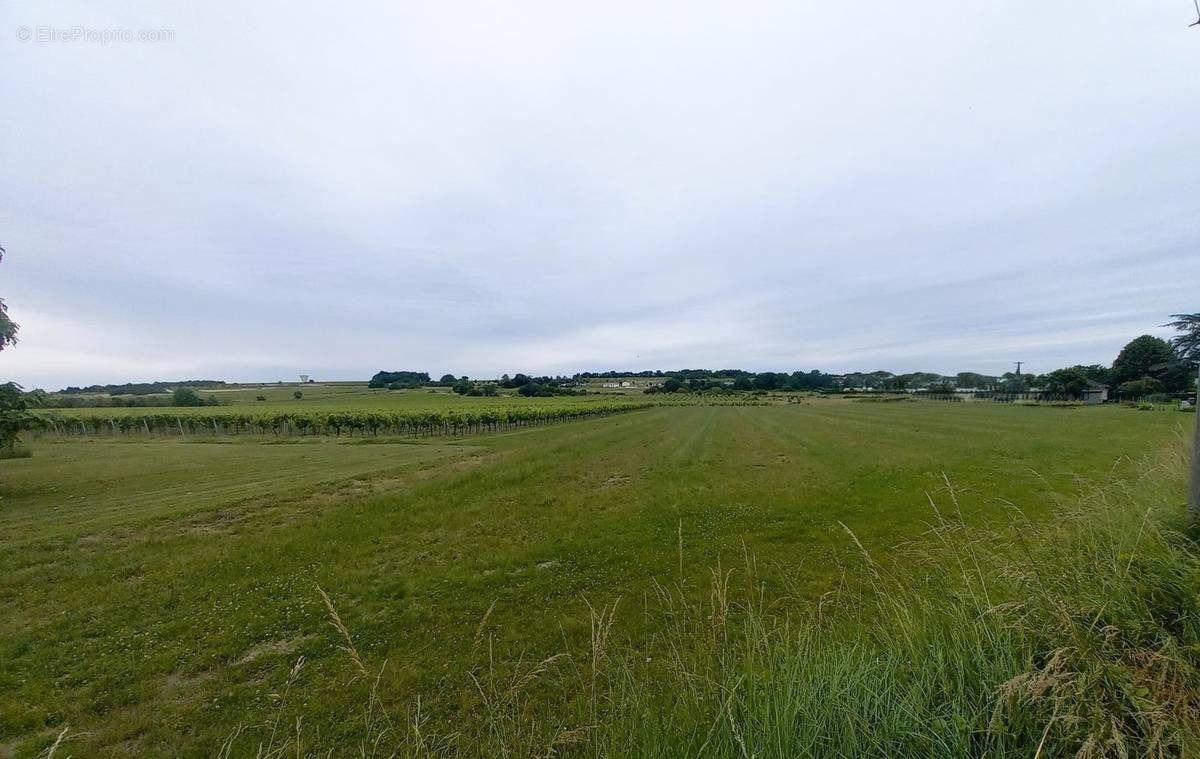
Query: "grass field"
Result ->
[[0, 401, 1190, 756]]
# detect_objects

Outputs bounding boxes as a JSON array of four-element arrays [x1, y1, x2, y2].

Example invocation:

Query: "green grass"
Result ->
[[0, 402, 1189, 756], [583, 443, 1200, 757]]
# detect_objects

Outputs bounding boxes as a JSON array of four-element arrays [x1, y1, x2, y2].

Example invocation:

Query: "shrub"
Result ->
[[1121, 377, 1165, 399], [171, 387, 204, 407]]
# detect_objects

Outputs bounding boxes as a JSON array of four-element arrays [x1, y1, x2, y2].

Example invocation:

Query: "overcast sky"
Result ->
[[2, 2, 1196, 389]]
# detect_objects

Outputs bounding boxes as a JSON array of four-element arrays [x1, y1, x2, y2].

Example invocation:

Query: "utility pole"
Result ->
[[1189, 362, 1200, 527], [1014, 361, 1023, 376]]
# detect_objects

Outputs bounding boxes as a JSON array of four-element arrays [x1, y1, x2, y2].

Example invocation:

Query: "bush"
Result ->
[[0, 381, 29, 453], [171, 387, 203, 407], [1121, 377, 1165, 399], [293, 390, 303, 400]]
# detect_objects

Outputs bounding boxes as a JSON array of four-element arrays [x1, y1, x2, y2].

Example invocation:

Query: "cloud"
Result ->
[[1, 1, 1194, 388]]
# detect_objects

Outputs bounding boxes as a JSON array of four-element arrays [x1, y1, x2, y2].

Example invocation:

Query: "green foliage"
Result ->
[[0, 245, 17, 352], [1165, 313, 1200, 364], [0, 381, 29, 452], [1121, 377, 1165, 399], [171, 387, 208, 407], [1043, 366, 1091, 397], [451, 378, 473, 395], [30, 402, 652, 438], [954, 371, 993, 388], [61, 380, 225, 395], [293, 390, 303, 400], [368, 371, 431, 389], [1113, 335, 1182, 390]]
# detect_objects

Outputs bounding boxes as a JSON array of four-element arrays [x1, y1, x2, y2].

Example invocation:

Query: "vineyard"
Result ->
[[29, 401, 655, 439]]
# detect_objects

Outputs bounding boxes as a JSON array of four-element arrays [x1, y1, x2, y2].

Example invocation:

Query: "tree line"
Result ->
[[59, 380, 227, 396], [369, 322, 1200, 401], [1040, 327, 1197, 400]]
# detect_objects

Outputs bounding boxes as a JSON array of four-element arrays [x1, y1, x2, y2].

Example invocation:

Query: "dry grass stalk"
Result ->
[[316, 584, 368, 678]]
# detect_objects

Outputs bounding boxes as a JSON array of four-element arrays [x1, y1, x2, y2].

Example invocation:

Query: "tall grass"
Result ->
[[226, 442, 1200, 757]]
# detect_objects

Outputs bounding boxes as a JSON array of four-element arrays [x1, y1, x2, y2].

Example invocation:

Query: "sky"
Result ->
[[1, 1, 1197, 390]]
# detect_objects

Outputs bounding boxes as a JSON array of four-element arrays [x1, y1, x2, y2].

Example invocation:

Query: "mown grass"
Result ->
[[0, 402, 1189, 755], [223, 438, 1200, 758]]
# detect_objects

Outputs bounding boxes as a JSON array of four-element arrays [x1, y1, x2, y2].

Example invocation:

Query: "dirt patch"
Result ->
[[76, 526, 137, 549], [413, 452, 489, 481], [158, 668, 217, 709], [236, 634, 315, 665], [599, 475, 630, 489]]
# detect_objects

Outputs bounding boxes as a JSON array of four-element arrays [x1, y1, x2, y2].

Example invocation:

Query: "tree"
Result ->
[[1076, 364, 1114, 386], [451, 378, 473, 395], [438, 374, 457, 386], [752, 373, 782, 391], [1043, 367, 1091, 398], [172, 387, 204, 406], [1165, 313, 1200, 365], [293, 390, 303, 400], [0, 382, 29, 455], [1112, 335, 1182, 389], [0, 245, 17, 351], [1118, 377, 1164, 399], [368, 371, 430, 389], [955, 372, 992, 389]]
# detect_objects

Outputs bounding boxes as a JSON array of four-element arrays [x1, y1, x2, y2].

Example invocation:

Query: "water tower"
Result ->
[[299, 374, 309, 383]]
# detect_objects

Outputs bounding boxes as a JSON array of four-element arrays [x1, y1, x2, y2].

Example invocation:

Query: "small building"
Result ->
[[1081, 380, 1108, 405]]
